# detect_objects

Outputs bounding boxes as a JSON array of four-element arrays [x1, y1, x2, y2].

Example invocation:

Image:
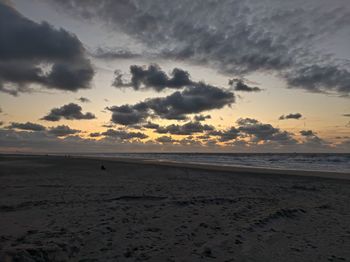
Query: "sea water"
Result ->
[[87, 153, 350, 173]]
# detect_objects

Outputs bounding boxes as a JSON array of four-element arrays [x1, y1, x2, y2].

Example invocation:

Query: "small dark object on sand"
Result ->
[[101, 165, 106, 170]]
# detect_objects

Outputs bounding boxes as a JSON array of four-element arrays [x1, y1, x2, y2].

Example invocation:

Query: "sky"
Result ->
[[0, 0, 349, 153]]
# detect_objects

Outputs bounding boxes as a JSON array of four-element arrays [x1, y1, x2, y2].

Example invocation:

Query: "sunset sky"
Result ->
[[0, 0, 349, 153]]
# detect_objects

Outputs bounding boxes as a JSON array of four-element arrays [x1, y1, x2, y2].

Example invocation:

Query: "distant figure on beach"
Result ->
[[101, 165, 106, 171]]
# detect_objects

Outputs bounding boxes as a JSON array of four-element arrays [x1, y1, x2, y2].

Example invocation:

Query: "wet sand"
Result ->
[[0, 155, 349, 261]]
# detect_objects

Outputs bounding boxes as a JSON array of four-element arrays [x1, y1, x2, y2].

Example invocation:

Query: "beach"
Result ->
[[0, 155, 349, 261]]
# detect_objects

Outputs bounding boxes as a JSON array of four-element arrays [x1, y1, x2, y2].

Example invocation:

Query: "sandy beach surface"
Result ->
[[0, 155, 349, 262]]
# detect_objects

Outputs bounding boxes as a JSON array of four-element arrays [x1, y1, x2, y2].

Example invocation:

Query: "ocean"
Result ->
[[86, 153, 350, 173]]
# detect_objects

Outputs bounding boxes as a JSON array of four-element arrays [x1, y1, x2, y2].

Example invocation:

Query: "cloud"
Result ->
[[50, 0, 350, 96], [279, 113, 303, 120], [92, 47, 140, 60], [48, 125, 81, 137], [155, 121, 214, 135], [156, 136, 177, 144], [0, 2, 94, 95], [300, 130, 316, 137], [108, 83, 234, 125], [229, 79, 262, 92], [236, 118, 297, 144], [208, 127, 240, 142], [113, 64, 192, 92], [343, 114, 350, 117], [100, 129, 148, 140], [299, 129, 328, 147], [0, 128, 154, 153], [7, 122, 46, 131], [41, 103, 96, 121], [284, 64, 350, 95], [107, 103, 149, 126], [89, 132, 101, 138], [143, 121, 160, 129], [4, 121, 81, 137], [77, 97, 91, 103], [0, 119, 343, 152], [193, 114, 211, 121]]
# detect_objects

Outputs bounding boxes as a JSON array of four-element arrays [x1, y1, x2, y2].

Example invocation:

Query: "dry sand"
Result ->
[[0, 155, 349, 261]]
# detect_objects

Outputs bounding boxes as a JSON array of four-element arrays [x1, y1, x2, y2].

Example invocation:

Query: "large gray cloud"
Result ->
[[236, 118, 297, 144], [155, 121, 214, 135], [41, 103, 96, 121], [0, 128, 155, 153], [7, 121, 46, 131], [108, 83, 234, 125], [208, 127, 240, 142], [100, 129, 148, 140], [113, 64, 192, 92], [107, 103, 149, 126], [0, 2, 94, 95], [48, 125, 81, 137], [49, 0, 350, 96]]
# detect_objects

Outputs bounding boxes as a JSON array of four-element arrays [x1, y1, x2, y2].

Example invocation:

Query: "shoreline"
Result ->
[[70, 155, 350, 180]]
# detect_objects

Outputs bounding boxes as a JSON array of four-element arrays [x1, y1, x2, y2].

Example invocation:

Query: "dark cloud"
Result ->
[[0, 120, 343, 152], [102, 123, 115, 128], [41, 103, 96, 121], [92, 47, 140, 60], [47, 125, 80, 137], [155, 121, 214, 135], [229, 79, 262, 92], [101, 129, 148, 140], [107, 103, 149, 126], [143, 121, 160, 129], [78, 97, 91, 103], [300, 130, 316, 137], [50, 0, 350, 96], [208, 127, 240, 142], [156, 136, 177, 144], [0, 128, 153, 153], [7, 122, 46, 131], [284, 65, 350, 95], [113, 64, 192, 92], [0, 2, 94, 95], [108, 83, 234, 125], [178, 137, 202, 146], [4, 121, 81, 138], [89, 132, 101, 138], [146, 83, 235, 120], [193, 114, 211, 121], [279, 113, 303, 120], [237, 118, 297, 144], [299, 129, 328, 147]]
